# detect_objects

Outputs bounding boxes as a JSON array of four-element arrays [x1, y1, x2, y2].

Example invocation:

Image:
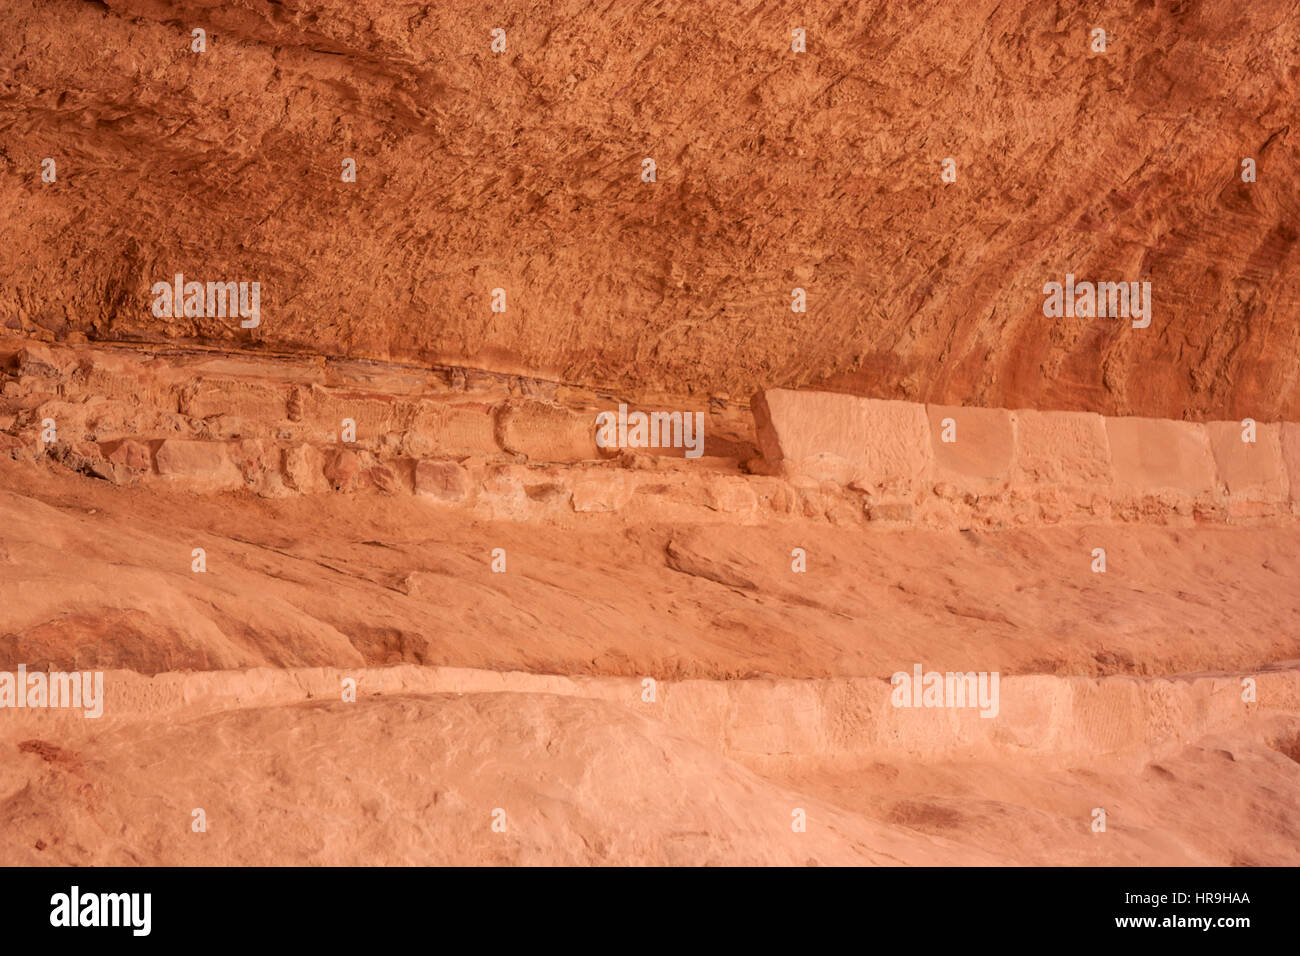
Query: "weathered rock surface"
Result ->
[[752, 386, 1299, 524], [154, 439, 243, 491], [927, 404, 1015, 489], [414, 460, 469, 502], [2, 0, 1299, 868], [1, 466, 1298, 866], [753, 388, 933, 493], [1106, 417, 1216, 495], [2, 1, 1297, 419]]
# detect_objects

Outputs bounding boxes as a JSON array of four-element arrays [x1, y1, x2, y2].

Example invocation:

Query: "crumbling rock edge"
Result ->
[[3, 337, 1297, 531]]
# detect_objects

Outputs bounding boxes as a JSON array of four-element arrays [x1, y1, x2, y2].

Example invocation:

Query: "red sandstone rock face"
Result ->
[[2, 2, 1300, 873], [1, 1, 1297, 418]]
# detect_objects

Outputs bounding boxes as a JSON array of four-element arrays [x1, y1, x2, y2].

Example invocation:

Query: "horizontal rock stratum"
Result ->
[[3, 339, 1297, 530], [6, 663, 1298, 767]]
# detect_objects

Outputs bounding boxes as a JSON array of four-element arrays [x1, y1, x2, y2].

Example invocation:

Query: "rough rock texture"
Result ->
[[1012, 409, 1113, 487], [1, 1, 1298, 419], [414, 459, 469, 502], [2, 1, 1300, 869], [495, 400, 600, 462]]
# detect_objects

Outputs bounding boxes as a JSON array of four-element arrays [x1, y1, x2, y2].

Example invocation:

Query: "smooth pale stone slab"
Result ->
[[1282, 423, 1300, 504], [927, 404, 1014, 487], [752, 388, 932, 490], [1207, 421, 1288, 502], [1105, 417, 1215, 494]]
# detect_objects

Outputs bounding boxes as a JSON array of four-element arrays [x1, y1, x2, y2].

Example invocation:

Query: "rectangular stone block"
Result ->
[[79, 351, 150, 402], [724, 679, 824, 755], [414, 460, 469, 502], [1283, 423, 1300, 505], [182, 381, 286, 422], [299, 385, 398, 442], [1105, 417, 1215, 494], [1013, 410, 1113, 486], [495, 400, 600, 462], [752, 388, 932, 490], [926, 404, 1014, 487], [154, 440, 243, 491], [1207, 420, 1288, 502], [407, 402, 501, 457]]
